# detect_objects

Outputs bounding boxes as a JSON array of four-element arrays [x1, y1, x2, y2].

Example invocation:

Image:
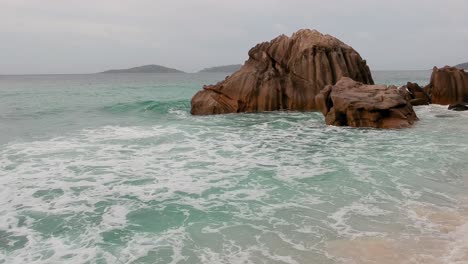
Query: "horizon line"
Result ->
[[0, 69, 437, 76]]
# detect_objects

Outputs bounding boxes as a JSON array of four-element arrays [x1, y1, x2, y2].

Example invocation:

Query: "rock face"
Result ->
[[315, 77, 418, 129], [191, 29, 374, 115], [399, 82, 431, 106], [424, 66, 468, 105]]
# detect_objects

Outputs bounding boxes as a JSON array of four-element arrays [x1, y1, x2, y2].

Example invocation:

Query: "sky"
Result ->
[[1, 0, 468, 74]]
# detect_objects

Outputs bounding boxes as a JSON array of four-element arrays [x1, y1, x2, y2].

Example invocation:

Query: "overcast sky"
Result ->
[[1, 0, 467, 74]]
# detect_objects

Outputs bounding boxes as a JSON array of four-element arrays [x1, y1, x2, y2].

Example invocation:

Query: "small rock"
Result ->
[[398, 82, 430, 106], [448, 104, 468, 111]]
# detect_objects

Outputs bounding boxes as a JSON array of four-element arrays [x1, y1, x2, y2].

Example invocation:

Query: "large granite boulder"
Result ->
[[424, 66, 468, 105], [191, 29, 374, 115], [315, 77, 418, 129]]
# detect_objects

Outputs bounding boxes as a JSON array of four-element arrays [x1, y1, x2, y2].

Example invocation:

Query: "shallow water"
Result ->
[[1, 71, 467, 263]]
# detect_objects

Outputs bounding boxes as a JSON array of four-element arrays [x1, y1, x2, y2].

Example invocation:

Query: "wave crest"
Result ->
[[102, 100, 190, 114]]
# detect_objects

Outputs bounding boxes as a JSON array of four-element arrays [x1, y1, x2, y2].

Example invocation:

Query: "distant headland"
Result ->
[[100, 64, 184, 74], [198, 64, 242, 73], [455, 62, 468, 70]]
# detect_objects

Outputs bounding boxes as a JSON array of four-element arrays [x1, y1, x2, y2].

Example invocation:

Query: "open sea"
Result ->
[[1, 71, 468, 264]]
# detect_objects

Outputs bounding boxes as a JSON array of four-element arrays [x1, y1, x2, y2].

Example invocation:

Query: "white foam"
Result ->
[[444, 221, 468, 263], [1, 107, 468, 263], [100, 205, 128, 230], [328, 201, 390, 238]]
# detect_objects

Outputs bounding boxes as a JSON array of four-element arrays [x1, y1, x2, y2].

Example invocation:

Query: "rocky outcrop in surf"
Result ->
[[424, 66, 468, 105], [448, 104, 468, 111], [399, 82, 431, 106], [191, 29, 374, 115], [315, 77, 418, 129]]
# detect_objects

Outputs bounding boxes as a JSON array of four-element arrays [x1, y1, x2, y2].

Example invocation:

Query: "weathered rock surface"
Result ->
[[399, 82, 431, 106], [424, 66, 468, 105], [315, 77, 418, 129], [191, 29, 374, 115]]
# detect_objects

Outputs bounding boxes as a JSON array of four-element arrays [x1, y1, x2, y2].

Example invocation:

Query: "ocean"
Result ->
[[1, 71, 467, 263]]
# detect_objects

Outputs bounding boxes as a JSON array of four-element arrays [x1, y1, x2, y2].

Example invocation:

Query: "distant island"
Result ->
[[100, 64, 184, 74], [199, 64, 242, 73], [455, 62, 468, 70]]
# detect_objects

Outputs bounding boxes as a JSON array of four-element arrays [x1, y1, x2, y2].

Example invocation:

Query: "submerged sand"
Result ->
[[327, 187, 468, 263]]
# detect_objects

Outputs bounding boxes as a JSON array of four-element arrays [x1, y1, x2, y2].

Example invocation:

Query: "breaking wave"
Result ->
[[102, 100, 190, 114]]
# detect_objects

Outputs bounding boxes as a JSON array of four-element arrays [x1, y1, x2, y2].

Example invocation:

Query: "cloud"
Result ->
[[0, 0, 467, 73]]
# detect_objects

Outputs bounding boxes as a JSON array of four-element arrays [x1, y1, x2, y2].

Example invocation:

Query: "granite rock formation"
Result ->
[[191, 29, 374, 115], [424, 66, 468, 105], [315, 77, 418, 129], [399, 82, 431, 106]]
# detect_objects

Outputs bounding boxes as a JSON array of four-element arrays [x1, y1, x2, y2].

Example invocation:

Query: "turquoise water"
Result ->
[[1, 71, 468, 263]]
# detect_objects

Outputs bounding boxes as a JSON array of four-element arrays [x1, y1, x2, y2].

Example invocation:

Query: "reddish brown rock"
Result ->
[[191, 29, 374, 115], [315, 77, 418, 129], [424, 66, 468, 105], [399, 82, 431, 106]]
